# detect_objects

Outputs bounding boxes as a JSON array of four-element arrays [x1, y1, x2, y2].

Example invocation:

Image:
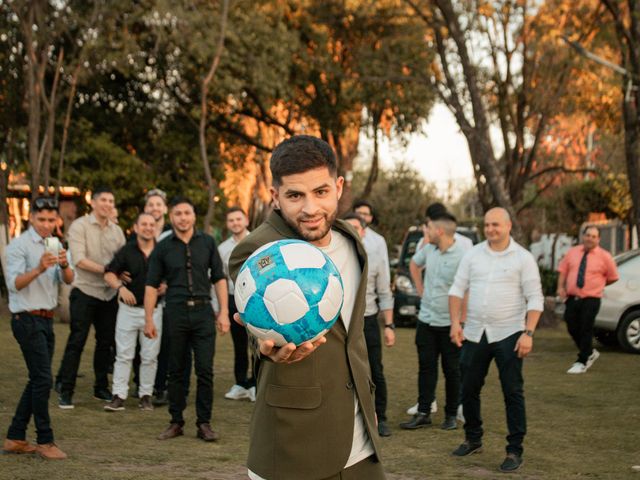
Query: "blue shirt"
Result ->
[[412, 240, 466, 327], [5, 228, 70, 313]]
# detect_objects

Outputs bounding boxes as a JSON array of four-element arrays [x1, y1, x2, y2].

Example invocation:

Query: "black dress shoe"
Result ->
[[441, 415, 457, 430], [152, 391, 169, 407], [499, 453, 523, 472], [451, 440, 483, 456], [399, 412, 432, 430], [377, 420, 392, 437], [157, 423, 184, 440], [94, 389, 113, 402], [197, 423, 220, 442]]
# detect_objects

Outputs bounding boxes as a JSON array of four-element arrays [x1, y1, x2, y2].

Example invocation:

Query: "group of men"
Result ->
[[2, 134, 619, 478]]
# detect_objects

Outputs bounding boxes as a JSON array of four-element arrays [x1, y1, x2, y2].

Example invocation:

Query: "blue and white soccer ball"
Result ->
[[234, 239, 344, 346]]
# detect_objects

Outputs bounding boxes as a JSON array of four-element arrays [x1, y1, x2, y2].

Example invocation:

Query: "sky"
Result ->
[[355, 103, 475, 201]]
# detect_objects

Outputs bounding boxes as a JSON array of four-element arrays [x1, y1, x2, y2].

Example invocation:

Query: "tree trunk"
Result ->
[[361, 119, 380, 199], [623, 81, 640, 243], [55, 66, 80, 199]]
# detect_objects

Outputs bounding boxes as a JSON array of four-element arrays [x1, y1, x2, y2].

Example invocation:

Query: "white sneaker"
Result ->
[[456, 404, 465, 424], [567, 362, 587, 374], [406, 400, 437, 415], [224, 384, 250, 400], [585, 349, 600, 370], [248, 386, 256, 402]]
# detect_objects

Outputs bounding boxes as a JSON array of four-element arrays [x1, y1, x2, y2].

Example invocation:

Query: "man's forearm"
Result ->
[[144, 286, 159, 321], [61, 265, 74, 284], [525, 310, 542, 331], [409, 261, 423, 292], [382, 309, 393, 326], [14, 266, 44, 291], [76, 258, 105, 274], [449, 295, 464, 324], [556, 272, 566, 293], [104, 271, 123, 290]]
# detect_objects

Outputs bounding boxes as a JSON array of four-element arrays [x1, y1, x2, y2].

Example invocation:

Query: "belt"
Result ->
[[185, 297, 210, 307], [28, 309, 55, 319]]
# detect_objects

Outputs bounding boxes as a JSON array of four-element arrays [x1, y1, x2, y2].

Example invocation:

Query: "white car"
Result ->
[[594, 249, 640, 353]]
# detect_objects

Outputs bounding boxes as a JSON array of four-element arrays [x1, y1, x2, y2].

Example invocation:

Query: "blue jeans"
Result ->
[[7, 313, 55, 444], [460, 331, 526, 456]]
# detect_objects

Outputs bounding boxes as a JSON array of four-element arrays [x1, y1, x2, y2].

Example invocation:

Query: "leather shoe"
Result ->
[[197, 423, 220, 442], [36, 443, 67, 460], [451, 440, 483, 456], [441, 415, 457, 430], [3, 438, 36, 454], [377, 420, 392, 437], [499, 453, 523, 472], [399, 412, 432, 430], [157, 423, 184, 440]]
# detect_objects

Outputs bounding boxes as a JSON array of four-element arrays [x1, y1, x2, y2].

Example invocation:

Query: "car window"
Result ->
[[617, 251, 640, 275], [400, 231, 423, 268]]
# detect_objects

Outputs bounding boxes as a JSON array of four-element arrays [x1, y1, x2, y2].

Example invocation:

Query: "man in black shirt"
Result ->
[[145, 197, 229, 442], [103, 213, 163, 412]]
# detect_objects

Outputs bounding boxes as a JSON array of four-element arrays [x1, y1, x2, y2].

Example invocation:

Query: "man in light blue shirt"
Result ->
[[3, 197, 73, 460], [400, 211, 465, 431]]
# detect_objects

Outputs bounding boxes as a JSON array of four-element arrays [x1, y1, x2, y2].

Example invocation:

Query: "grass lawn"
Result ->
[[0, 314, 638, 480]]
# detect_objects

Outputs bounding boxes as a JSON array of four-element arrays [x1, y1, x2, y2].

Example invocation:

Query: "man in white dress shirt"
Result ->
[[448, 208, 543, 473]]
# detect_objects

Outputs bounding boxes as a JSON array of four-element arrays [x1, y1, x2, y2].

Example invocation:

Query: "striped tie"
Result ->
[[576, 251, 588, 288]]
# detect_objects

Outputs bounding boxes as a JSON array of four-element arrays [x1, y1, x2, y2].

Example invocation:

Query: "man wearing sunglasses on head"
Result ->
[[3, 197, 73, 460]]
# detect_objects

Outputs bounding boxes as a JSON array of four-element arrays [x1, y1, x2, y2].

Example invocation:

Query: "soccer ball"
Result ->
[[234, 239, 344, 346]]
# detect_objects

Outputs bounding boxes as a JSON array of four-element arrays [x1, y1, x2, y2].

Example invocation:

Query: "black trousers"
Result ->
[[460, 331, 526, 456], [165, 302, 216, 426], [152, 306, 192, 396], [363, 314, 387, 422], [7, 313, 55, 444], [415, 322, 460, 416], [564, 296, 601, 364], [57, 288, 118, 394], [229, 294, 258, 388]]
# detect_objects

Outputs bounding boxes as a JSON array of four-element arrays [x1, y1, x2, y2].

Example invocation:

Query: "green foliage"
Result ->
[[352, 162, 438, 247], [539, 266, 559, 296]]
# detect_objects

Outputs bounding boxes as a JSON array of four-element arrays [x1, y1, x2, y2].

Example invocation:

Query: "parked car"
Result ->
[[593, 248, 640, 353], [392, 224, 480, 327]]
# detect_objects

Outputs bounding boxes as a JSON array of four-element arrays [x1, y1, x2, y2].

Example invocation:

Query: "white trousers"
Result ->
[[111, 303, 162, 399]]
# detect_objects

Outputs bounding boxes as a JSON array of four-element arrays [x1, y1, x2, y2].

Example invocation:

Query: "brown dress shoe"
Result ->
[[197, 423, 220, 442], [157, 423, 184, 440], [36, 443, 67, 460], [3, 438, 37, 454]]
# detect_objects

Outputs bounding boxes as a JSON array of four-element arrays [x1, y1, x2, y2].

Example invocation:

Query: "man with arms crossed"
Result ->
[[3, 197, 73, 459], [556, 226, 618, 374], [230, 135, 384, 480], [449, 208, 543, 473]]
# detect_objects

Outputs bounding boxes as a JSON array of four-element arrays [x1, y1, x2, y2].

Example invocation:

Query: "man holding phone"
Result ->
[[3, 197, 73, 459]]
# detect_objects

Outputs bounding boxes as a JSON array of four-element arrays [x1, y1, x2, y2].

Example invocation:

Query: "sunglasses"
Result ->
[[32, 197, 59, 211]]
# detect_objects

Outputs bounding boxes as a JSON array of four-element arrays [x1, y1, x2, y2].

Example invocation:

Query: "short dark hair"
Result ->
[[92, 187, 114, 200], [270, 135, 337, 186], [429, 210, 457, 224], [31, 196, 59, 213], [136, 212, 155, 224], [342, 211, 366, 229], [145, 188, 167, 204], [353, 200, 376, 224], [226, 206, 246, 217], [425, 202, 447, 220], [169, 196, 196, 212]]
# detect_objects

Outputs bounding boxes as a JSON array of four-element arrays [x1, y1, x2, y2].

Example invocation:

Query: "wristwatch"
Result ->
[[384, 323, 396, 330], [524, 329, 534, 337]]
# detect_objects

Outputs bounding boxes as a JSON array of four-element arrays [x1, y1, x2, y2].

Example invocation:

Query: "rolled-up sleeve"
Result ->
[[67, 220, 86, 266], [5, 241, 26, 293], [521, 252, 544, 312], [375, 257, 394, 311], [448, 251, 471, 299], [411, 244, 427, 268]]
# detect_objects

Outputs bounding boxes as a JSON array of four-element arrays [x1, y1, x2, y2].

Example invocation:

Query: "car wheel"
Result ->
[[617, 311, 640, 354], [594, 329, 618, 347]]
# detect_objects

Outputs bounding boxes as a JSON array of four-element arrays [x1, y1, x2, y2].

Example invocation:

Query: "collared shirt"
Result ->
[[361, 231, 393, 316], [105, 239, 154, 306], [217, 233, 249, 295], [413, 240, 466, 327], [146, 230, 225, 304], [449, 238, 544, 343], [557, 245, 618, 298], [416, 231, 473, 253], [67, 213, 126, 301], [362, 227, 389, 266], [5, 228, 71, 313]]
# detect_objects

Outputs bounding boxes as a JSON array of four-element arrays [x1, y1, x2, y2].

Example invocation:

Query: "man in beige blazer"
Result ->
[[230, 135, 384, 480]]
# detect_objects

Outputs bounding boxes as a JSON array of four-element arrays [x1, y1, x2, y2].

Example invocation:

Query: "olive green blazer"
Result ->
[[229, 210, 382, 480]]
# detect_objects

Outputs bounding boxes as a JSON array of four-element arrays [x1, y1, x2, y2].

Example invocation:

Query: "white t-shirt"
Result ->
[[248, 230, 374, 480]]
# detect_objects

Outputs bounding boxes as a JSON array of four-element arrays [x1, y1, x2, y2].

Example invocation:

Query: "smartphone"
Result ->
[[44, 237, 61, 256]]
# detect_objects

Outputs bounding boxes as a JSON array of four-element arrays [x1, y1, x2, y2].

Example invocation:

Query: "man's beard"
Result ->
[[283, 210, 337, 243]]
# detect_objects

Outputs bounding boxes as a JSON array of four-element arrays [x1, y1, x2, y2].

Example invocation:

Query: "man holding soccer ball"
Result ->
[[229, 135, 384, 480]]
